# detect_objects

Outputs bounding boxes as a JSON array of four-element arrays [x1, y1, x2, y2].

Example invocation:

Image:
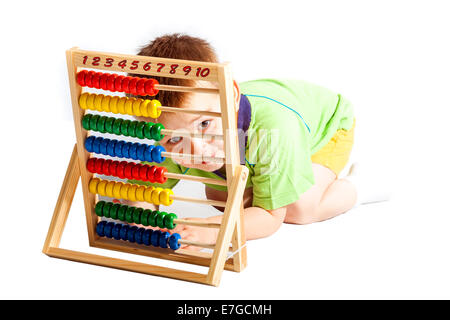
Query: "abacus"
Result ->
[[43, 48, 249, 286]]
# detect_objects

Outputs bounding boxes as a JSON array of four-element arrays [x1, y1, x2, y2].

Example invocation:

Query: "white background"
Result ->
[[1, 0, 449, 299]]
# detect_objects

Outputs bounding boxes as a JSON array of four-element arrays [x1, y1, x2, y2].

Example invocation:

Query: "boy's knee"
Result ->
[[285, 199, 321, 225]]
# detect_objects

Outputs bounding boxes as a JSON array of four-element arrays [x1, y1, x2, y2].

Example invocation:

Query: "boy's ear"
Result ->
[[233, 80, 240, 110]]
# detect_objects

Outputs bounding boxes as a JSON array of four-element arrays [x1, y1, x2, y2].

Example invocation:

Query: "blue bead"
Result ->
[[92, 137, 103, 154], [151, 146, 166, 163], [119, 224, 129, 241], [114, 140, 124, 158], [121, 142, 130, 159], [144, 145, 154, 162], [142, 229, 152, 246], [127, 226, 138, 243], [168, 233, 181, 250], [100, 138, 109, 155], [151, 230, 161, 247], [129, 143, 139, 160], [104, 222, 115, 238], [107, 139, 117, 157], [96, 221, 107, 237], [85, 136, 95, 153], [159, 231, 170, 248], [112, 224, 122, 240], [137, 144, 146, 161], [135, 228, 144, 244]]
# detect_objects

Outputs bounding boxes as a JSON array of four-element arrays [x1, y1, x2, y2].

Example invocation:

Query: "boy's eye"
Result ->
[[168, 136, 182, 144], [200, 120, 211, 130]]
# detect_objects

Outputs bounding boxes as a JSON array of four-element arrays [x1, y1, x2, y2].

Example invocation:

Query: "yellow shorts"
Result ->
[[311, 120, 355, 177]]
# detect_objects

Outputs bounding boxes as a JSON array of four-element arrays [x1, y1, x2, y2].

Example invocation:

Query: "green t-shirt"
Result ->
[[132, 79, 354, 211]]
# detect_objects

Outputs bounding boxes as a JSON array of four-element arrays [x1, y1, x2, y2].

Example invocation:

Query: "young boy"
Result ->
[[128, 33, 362, 250]]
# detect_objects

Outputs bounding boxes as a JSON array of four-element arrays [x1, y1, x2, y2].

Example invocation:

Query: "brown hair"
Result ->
[[133, 33, 218, 107]]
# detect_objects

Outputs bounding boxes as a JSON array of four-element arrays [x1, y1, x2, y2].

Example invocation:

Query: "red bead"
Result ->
[[116, 162, 126, 179], [155, 167, 168, 183], [136, 78, 147, 96], [147, 166, 157, 183], [102, 159, 112, 175], [144, 79, 159, 96], [109, 161, 119, 176], [107, 74, 116, 92], [114, 75, 124, 92], [77, 70, 87, 86], [99, 73, 109, 90], [95, 158, 105, 174], [92, 72, 101, 89], [139, 165, 149, 180], [131, 164, 141, 180], [129, 77, 138, 95], [86, 158, 96, 173], [121, 77, 132, 93], [85, 71, 95, 87], [124, 163, 134, 179]]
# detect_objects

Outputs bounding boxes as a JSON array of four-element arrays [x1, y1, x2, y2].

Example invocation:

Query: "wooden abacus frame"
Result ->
[[43, 47, 249, 286]]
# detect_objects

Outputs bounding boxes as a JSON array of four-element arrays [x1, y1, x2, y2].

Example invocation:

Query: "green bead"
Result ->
[[164, 213, 178, 229], [125, 206, 135, 223], [133, 208, 143, 224], [105, 117, 115, 133], [128, 121, 137, 137], [135, 122, 146, 139], [82, 114, 92, 130], [141, 209, 151, 226], [117, 205, 127, 221], [143, 123, 154, 139], [148, 211, 158, 227], [151, 123, 165, 141], [103, 202, 113, 218], [112, 118, 123, 135], [97, 116, 107, 133], [120, 120, 130, 136], [90, 115, 100, 131], [95, 201, 105, 217], [109, 203, 120, 220], [156, 211, 167, 228]]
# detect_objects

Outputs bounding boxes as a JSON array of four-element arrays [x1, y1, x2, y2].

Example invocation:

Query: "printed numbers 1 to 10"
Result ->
[[82, 55, 210, 78]]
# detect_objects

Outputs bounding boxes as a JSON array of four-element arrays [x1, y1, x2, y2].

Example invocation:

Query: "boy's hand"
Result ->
[[172, 217, 219, 251]]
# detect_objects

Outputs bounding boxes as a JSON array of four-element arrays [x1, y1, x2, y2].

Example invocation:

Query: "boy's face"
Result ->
[[157, 82, 225, 172]]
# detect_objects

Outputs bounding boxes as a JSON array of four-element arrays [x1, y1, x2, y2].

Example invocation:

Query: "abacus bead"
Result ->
[[112, 223, 122, 240], [132, 164, 142, 180], [120, 183, 130, 200], [97, 180, 108, 196], [147, 166, 157, 183], [120, 120, 130, 136], [159, 232, 170, 248], [107, 74, 116, 92], [104, 222, 115, 238], [151, 188, 163, 205], [102, 160, 112, 175], [151, 230, 161, 247], [85, 71, 95, 88], [136, 186, 146, 202], [119, 224, 129, 240], [99, 139, 108, 155], [129, 78, 138, 96], [109, 96, 119, 114], [93, 94, 104, 112], [127, 226, 138, 243], [94, 158, 104, 174], [153, 167, 164, 183], [117, 97, 127, 114], [85, 136, 95, 153], [156, 212, 167, 228], [137, 78, 147, 96], [151, 146, 166, 163], [124, 163, 134, 179], [144, 145, 154, 162], [121, 141, 132, 158], [125, 206, 135, 223], [129, 143, 139, 160], [106, 140, 117, 157], [141, 209, 151, 226], [116, 162, 126, 179], [97, 117, 106, 133], [86, 93, 96, 110], [105, 117, 115, 134], [114, 75, 124, 92], [143, 123, 153, 139], [89, 178, 100, 194], [159, 167, 168, 183], [128, 121, 137, 137], [114, 140, 125, 158], [109, 161, 119, 176], [86, 158, 96, 173], [124, 98, 135, 115], [137, 144, 146, 161], [99, 73, 108, 90], [164, 213, 178, 229], [135, 228, 144, 244], [95, 201, 106, 217], [112, 118, 123, 135], [142, 229, 152, 246], [133, 99, 143, 117], [133, 208, 143, 224], [92, 137, 103, 154], [136, 122, 145, 139], [148, 211, 158, 227], [82, 114, 91, 130], [79, 92, 89, 109], [149, 99, 162, 118], [77, 70, 87, 86], [144, 187, 154, 203], [96, 221, 107, 237], [92, 72, 101, 89], [102, 201, 113, 218], [89, 114, 100, 131], [127, 185, 138, 202], [140, 100, 151, 117], [105, 181, 115, 197], [161, 189, 174, 206], [139, 165, 148, 180], [110, 203, 120, 220], [144, 79, 159, 97], [168, 233, 181, 250], [117, 205, 127, 221], [150, 123, 164, 141]]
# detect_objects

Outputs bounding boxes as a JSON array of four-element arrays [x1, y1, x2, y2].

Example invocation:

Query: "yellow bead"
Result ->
[[132, 98, 143, 117], [136, 186, 146, 201], [125, 97, 135, 116], [113, 181, 123, 199], [128, 184, 138, 202], [110, 96, 119, 114], [140, 100, 151, 117], [101, 95, 111, 113], [120, 183, 130, 200], [160, 189, 174, 206], [149, 99, 162, 118], [89, 178, 100, 194], [105, 181, 116, 198], [97, 180, 108, 196], [86, 93, 96, 110], [93, 94, 104, 112], [117, 97, 127, 114], [143, 186, 154, 203], [79, 92, 89, 110], [152, 187, 163, 205]]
